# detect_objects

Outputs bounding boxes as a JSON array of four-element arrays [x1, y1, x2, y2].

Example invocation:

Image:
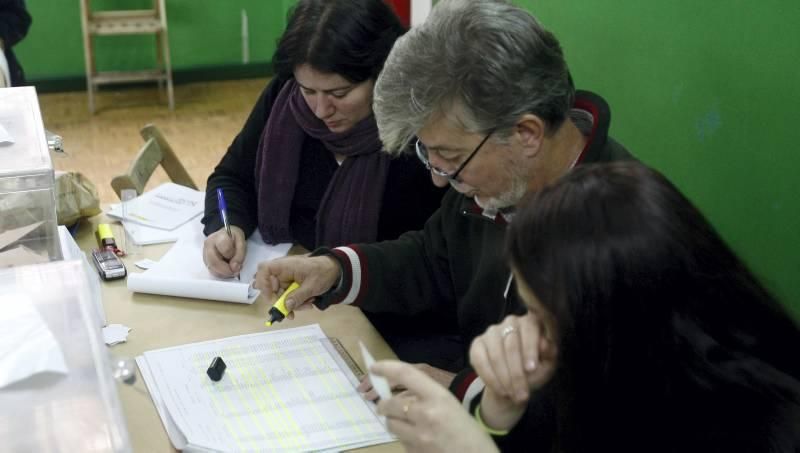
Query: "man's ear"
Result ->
[[515, 114, 546, 158]]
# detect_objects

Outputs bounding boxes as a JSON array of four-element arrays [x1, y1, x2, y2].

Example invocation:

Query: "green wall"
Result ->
[[15, 0, 294, 81], [14, 1, 800, 316], [516, 0, 800, 317]]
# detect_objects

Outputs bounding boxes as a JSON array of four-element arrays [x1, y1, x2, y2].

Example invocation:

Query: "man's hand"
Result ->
[[202, 226, 246, 278], [253, 255, 341, 311]]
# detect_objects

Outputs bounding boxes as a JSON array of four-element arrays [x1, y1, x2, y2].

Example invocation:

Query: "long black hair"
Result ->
[[272, 0, 406, 83], [507, 162, 800, 452]]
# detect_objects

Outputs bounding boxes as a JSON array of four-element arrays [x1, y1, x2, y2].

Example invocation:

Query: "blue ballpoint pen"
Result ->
[[216, 188, 240, 280]]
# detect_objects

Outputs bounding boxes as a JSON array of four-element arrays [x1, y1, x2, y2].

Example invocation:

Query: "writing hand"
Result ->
[[203, 225, 246, 278]]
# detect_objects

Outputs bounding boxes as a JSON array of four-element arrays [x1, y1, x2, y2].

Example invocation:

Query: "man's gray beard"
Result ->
[[461, 170, 529, 213]]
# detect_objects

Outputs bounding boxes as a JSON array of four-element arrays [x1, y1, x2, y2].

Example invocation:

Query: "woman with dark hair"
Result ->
[[202, 0, 444, 276], [371, 162, 800, 452]]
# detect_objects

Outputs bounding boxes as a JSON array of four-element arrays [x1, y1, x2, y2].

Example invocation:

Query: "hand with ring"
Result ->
[[358, 363, 456, 402], [372, 360, 499, 453], [468, 312, 557, 432]]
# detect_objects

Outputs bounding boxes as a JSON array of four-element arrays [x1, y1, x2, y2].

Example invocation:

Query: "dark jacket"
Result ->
[[0, 0, 31, 86], [202, 76, 446, 250], [320, 90, 633, 380]]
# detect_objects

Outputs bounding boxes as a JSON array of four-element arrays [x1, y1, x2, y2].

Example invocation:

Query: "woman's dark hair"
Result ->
[[507, 162, 800, 452], [273, 0, 406, 83]]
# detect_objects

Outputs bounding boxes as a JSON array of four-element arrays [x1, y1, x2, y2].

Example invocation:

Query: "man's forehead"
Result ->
[[417, 110, 474, 151]]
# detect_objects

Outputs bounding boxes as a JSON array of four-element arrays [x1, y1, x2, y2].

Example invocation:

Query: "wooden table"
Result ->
[[75, 215, 401, 452]]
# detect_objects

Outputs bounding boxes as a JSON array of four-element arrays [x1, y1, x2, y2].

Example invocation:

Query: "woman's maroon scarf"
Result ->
[[255, 79, 390, 246]]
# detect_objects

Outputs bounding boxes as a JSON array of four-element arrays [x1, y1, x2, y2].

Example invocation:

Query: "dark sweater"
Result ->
[[0, 0, 31, 86], [320, 90, 634, 377], [202, 76, 446, 250]]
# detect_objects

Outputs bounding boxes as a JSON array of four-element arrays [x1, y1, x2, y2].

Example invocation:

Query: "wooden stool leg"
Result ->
[[157, 0, 175, 110], [80, 0, 96, 114]]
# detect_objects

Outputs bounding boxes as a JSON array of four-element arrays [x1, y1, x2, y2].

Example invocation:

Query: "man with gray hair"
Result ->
[[254, 0, 633, 402]]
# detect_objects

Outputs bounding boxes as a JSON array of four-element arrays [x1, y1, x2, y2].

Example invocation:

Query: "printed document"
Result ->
[[106, 182, 204, 231], [136, 324, 394, 452]]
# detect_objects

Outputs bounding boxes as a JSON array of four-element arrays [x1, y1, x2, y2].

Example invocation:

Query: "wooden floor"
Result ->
[[40, 78, 270, 204]]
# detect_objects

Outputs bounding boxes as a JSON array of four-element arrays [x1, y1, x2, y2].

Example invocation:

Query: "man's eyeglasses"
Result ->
[[415, 129, 495, 181]]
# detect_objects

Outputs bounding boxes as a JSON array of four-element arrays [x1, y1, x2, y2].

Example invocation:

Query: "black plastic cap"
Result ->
[[207, 356, 227, 382]]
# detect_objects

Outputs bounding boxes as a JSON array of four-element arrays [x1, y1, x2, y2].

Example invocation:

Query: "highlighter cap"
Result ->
[[206, 356, 226, 382], [96, 224, 117, 248], [97, 223, 114, 240], [265, 307, 286, 326]]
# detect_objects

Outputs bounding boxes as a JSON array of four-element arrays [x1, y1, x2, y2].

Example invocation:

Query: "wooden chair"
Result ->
[[79, 0, 174, 113], [111, 124, 197, 199]]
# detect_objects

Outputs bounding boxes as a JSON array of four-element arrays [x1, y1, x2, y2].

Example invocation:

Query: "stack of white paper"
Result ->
[[127, 220, 290, 304], [137, 324, 394, 452], [107, 182, 204, 245]]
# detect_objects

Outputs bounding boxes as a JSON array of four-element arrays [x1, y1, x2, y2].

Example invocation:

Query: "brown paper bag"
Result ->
[[55, 171, 102, 225]]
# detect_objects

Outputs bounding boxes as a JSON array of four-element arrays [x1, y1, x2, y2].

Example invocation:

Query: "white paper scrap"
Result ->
[[135, 258, 158, 270], [102, 324, 132, 346], [0, 292, 68, 388], [359, 341, 391, 401]]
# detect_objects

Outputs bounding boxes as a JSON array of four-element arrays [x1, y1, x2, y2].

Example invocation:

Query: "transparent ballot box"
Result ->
[[0, 260, 131, 452], [0, 87, 62, 266]]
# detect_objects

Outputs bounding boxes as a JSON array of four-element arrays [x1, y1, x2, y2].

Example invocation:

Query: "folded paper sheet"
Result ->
[[127, 220, 290, 303], [136, 324, 393, 452]]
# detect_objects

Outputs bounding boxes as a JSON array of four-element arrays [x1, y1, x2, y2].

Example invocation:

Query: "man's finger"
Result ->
[[284, 287, 317, 311]]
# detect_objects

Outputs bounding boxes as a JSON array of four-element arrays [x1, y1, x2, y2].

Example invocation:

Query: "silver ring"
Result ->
[[402, 401, 411, 417], [501, 325, 516, 338]]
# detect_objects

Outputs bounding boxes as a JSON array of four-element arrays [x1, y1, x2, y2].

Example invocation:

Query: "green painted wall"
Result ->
[[13, 1, 799, 317], [516, 0, 800, 317], [14, 0, 294, 80]]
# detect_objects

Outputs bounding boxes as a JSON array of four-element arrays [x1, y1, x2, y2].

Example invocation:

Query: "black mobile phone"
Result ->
[[91, 249, 127, 280]]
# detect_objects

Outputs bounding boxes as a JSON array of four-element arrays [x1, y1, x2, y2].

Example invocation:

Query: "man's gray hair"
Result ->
[[374, 0, 574, 154]]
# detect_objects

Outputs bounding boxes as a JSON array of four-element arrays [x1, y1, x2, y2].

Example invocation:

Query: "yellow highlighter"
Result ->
[[265, 282, 301, 326]]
